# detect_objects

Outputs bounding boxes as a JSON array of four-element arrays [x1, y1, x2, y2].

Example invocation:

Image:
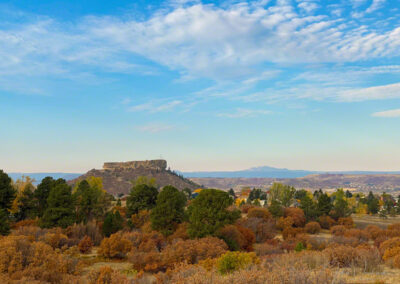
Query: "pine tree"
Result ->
[[34, 177, 65, 217], [317, 193, 332, 216], [0, 208, 10, 235], [151, 186, 187, 236], [40, 182, 75, 228], [102, 211, 124, 237], [0, 170, 16, 210], [126, 184, 158, 216]]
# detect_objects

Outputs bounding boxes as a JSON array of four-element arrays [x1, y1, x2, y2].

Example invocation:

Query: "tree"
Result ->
[[330, 189, 351, 219], [0, 208, 10, 235], [102, 210, 124, 237], [11, 182, 36, 221], [74, 179, 110, 223], [151, 186, 187, 236], [35, 177, 58, 217], [294, 189, 308, 200], [40, 182, 75, 228], [300, 195, 318, 221], [0, 170, 16, 210], [126, 184, 158, 216], [228, 188, 236, 199], [132, 176, 157, 187], [268, 199, 284, 217], [367, 192, 379, 214], [183, 188, 192, 200], [187, 189, 240, 238], [269, 183, 295, 207], [317, 192, 332, 216]]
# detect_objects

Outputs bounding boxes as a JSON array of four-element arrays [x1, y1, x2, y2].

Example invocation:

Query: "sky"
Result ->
[[1, 0, 400, 173]]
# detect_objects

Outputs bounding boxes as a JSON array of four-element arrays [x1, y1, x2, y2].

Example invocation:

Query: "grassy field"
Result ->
[[352, 214, 400, 229]]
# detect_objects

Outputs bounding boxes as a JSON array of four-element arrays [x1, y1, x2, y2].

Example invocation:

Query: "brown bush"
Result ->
[[64, 221, 103, 246], [247, 208, 272, 221], [168, 222, 189, 242], [87, 266, 129, 284], [282, 227, 305, 240], [379, 237, 400, 255], [42, 232, 69, 249], [284, 207, 306, 227], [337, 217, 354, 228], [324, 244, 358, 267], [11, 225, 48, 242], [12, 219, 38, 229], [240, 204, 255, 214], [365, 225, 383, 240], [237, 217, 276, 242], [253, 242, 283, 256], [78, 236, 94, 254], [0, 235, 79, 283], [305, 222, 321, 234], [130, 210, 151, 229], [98, 232, 132, 259], [218, 225, 245, 250], [318, 215, 336, 229], [343, 229, 369, 242], [276, 216, 294, 230], [392, 254, 400, 269], [330, 225, 346, 236], [388, 223, 400, 231], [237, 226, 255, 251]]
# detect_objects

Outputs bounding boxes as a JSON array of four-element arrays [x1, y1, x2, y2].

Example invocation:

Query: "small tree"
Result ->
[[151, 186, 187, 236], [126, 184, 158, 216], [40, 182, 75, 228], [102, 211, 124, 237], [0, 170, 16, 210], [187, 189, 240, 238], [367, 192, 379, 214], [0, 208, 10, 235], [317, 193, 332, 216]]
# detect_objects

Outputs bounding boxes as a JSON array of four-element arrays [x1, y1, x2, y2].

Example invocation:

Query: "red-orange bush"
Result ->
[[282, 227, 305, 240], [284, 208, 306, 227], [87, 266, 129, 284], [318, 215, 336, 229], [305, 222, 321, 234], [130, 210, 151, 229], [240, 204, 255, 214], [98, 232, 132, 259], [276, 216, 294, 230], [330, 225, 346, 236], [78, 236, 93, 254], [337, 217, 354, 228]]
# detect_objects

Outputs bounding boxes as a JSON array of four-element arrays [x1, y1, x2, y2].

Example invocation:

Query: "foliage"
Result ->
[[102, 210, 124, 237], [40, 182, 75, 228], [366, 192, 379, 214], [130, 210, 151, 229], [247, 207, 271, 221], [126, 184, 158, 216], [318, 215, 336, 229], [305, 222, 321, 234], [269, 183, 296, 207], [217, 224, 255, 251], [98, 232, 133, 258], [11, 179, 36, 221], [78, 235, 93, 253], [317, 193, 332, 216], [0, 208, 10, 235], [337, 217, 354, 228], [238, 217, 276, 242], [284, 207, 306, 227], [0, 170, 16, 210], [151, 185, 187, 236], [300, 195, 318, 221], [268, 199, 284, 217], [34, 177, 64, 217], [64, 220, 103, 246], [187, 189, 241, 238], [216, 251, 259, 274]]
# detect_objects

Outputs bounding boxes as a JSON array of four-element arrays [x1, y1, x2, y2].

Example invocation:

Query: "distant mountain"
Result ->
[[8, 173, 82, 184], [182, 166, 400, 179]]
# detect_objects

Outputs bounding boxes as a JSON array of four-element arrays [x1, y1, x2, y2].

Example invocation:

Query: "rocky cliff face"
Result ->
[[69, 160, 199, 196]]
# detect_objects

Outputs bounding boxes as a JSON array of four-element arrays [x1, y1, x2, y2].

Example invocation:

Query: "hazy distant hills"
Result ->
[[181, 166, 400, 178], [8, 173, 82, 184]]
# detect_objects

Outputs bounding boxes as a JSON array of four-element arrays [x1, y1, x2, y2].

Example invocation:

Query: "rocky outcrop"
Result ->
[[69, 160, 199, 196], [103, 160, 167, 171]]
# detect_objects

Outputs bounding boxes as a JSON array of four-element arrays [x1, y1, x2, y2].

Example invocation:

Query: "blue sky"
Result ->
[[1, 0, 400, 173]]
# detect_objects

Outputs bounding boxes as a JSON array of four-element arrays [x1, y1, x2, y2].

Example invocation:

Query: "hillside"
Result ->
[[191, 174, 400, 193], [69, 160, 199, 195]]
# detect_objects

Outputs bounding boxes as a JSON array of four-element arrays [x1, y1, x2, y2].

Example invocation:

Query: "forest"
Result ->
[[1, 169, 400, 283]]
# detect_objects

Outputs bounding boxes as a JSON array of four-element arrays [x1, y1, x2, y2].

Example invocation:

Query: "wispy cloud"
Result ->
[[129, 100, 182, 113], [337, 83, 400, 102], [135, 123, 176, 133], [372, 108, 400, 118], [218, 108, 271, 118]]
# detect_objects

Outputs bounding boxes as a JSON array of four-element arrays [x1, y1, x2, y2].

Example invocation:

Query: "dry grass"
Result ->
[[352, 214, 400, 229]]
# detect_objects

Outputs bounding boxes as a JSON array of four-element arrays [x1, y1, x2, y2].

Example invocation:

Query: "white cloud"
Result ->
[[337, 83, 400, 102], [129, 100, 182, 112], [366, 0, 386, 13], [372, 109, 400, 118], [136, 123, 176, 133], [218, 108, 271, 118]]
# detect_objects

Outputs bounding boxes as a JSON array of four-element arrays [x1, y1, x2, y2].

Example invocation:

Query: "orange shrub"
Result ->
[[87, 266, 129, 284], [284, 208, 306, 227], [12, 219, 38, 229], [240, 204, 255, 214], [324, 244, 357, 267], [337, 217, 353, 228], [388, 223, 400, 231], [318, 215, 336, 229], [237, 226, 255, 251], [393, 254, 400, 269], [365, 225, 383, 240], [276, 216, 294, 230], [343, 229, 369, 242], [98, 232, 132, 259], [130, 210, 150, 229], [282, 227, 305, 240], [247, 208, 272, 221], [379, 237, 400, 255], [64, 221, 103, 246], [237, 217, 276, 242], [254, 242, 283, 256], [305, 222, 321, 234], [330, 225, 346, 236], [78, 236, 93, 254], [168, 222, 189, 242], [42, 232, 69, 249]]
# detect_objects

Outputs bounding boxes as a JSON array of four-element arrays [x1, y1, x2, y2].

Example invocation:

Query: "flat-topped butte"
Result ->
[[103, 159, 167, 171]]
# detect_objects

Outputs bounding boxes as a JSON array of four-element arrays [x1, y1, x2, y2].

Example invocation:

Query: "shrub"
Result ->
[[324, 244, 358, 267], [337, 217, 354, 228], [130, 210, 150, 229], [388, 223, 400, 231], [343, 229, 369, 242], [42, 232, 69, 249], [282, 227, 305, 240], [98, 232, 132, 258], [87, 266, 129, 284], [295, 242, 306, 252], [216, 251, 259, 274], [305, 222, 321, 234], [168, 222, 189, 241], [365, 225, 383, 240], [247, 208, 271, 221], [240, 204, 255, 214], [217, 225, 254, 251], [330, 225, 346, 236], [78, 236, 93, 254], [64, 221, 103, 246], [276, 216, 294, 230], [379, 237, 400, 255], [284, 207, 306, 227], [254, 242, 283, 256], [318, 215, 336, 229], [237, 217, 276, 242]]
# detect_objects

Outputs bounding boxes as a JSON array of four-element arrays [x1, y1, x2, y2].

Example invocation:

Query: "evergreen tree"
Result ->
[[183, 188, 192, 200], [228, 188, 236, 199], [74, 180, 104, 223], [12, 183, 36, 221], [268, 199, 284, 217], [0, 208, 10, 235], [40, 182, 75, 228], [151, 186, 187, 236], [102, 210, 123, 237], [0, 170, 16, 210], [187, 189, 240, 238], [34, 177, 65, 217], [331, 189, 351, 219], [300, 195, 318, 221], [345, 190, 353, 198], [317, 193, 332, 216], [367, 192, 379, 214], [294, 189, 308, 200], [126, 184, 158, 216]]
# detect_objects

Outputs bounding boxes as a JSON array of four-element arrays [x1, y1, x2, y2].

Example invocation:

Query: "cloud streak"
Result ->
[[372, 108, 400, 118]]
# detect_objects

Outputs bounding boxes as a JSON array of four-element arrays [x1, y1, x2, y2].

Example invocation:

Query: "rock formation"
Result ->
[[69, 159, 199, 196]]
